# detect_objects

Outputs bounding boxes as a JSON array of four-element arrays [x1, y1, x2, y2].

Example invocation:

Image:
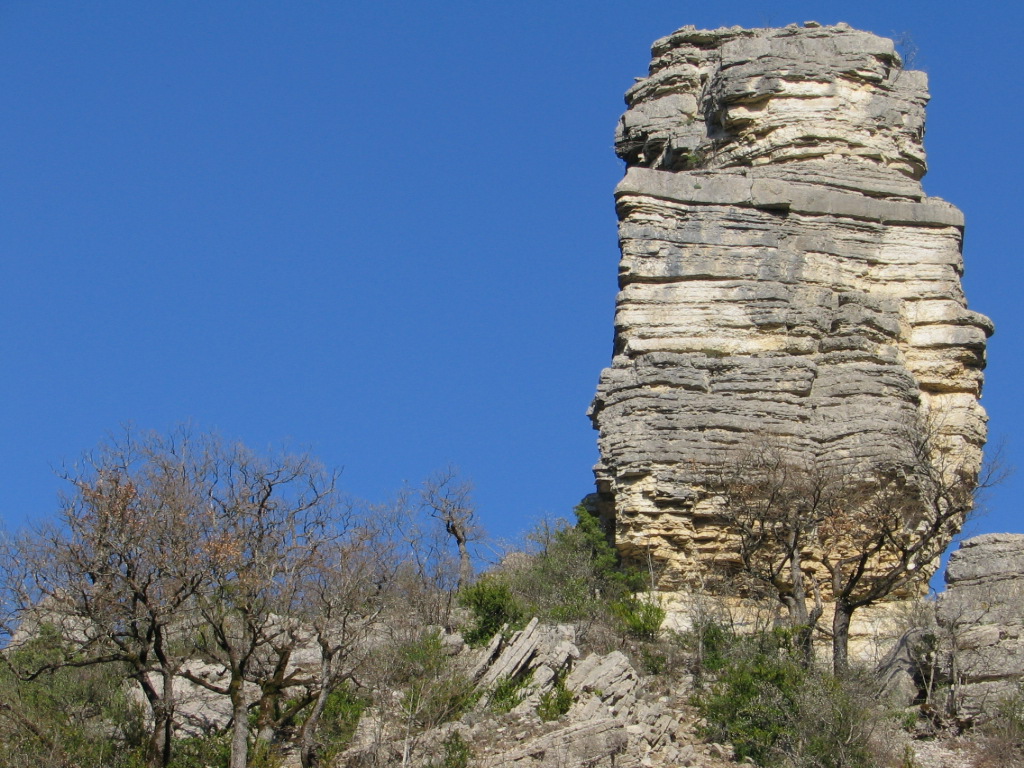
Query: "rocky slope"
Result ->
[[590, 23, 991, 589], [337, 619, 735, 768]]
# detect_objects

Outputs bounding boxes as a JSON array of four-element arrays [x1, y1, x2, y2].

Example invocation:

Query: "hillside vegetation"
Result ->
[[0, 428, 1018, 768]]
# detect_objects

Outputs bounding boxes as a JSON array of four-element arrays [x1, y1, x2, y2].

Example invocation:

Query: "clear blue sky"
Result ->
[[2, 2, 1021, 574]]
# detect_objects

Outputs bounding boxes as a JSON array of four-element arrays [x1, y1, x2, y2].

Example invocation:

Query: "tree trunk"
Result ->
[[255, 686, 280, 744], [136, 669, 174, 768], [786, 550, 817, 667], [832, 600, 853, 675], [229, 681, 250, 768], [255, 645, 294, 745], [146, 705, 172, 768], [154, 669, 178, 768], [299, 683, 331, 767], [447, 521, 472, 591], [457, 539, 472, 591]]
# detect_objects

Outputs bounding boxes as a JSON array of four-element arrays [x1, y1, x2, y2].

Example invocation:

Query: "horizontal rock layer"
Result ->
[[591, 23, 991, 590], [937, 534, 1024, 719]]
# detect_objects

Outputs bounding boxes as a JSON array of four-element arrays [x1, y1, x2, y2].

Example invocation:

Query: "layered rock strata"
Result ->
[[589, 23, 991, 589], [937, 534, 1024, 718]]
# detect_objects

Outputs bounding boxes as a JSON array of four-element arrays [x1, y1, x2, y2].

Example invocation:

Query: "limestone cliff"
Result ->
[[589, 23, 992, 590]]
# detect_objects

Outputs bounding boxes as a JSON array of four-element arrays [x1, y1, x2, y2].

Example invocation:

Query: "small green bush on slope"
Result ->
[[610, 596, 666, 641], [458, 577, 525, 646], [394, 632, 480, 729], [694, 627, 899, 768], [975, 684, 1024, 767], [0, 625, 147, 768], [460, 506, 656, 641], [536, 676, 573, 722]]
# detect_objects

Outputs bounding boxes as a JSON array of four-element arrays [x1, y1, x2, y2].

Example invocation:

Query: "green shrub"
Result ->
[[402, 670, 479, 729], [696, 645, 806, 764], [0, 626, 147, 768], [248, 739, 285, 768], [976, 684, 1024, 766], [503, 526, 601, 624], [458, 577, 524, 646], [490, 673, 530, 714], [472, 506, 652, 636], [305, 684, 367, 765], [168, 733, 231, 768], [427, 731, 473, 768], [537, 678, 573, 722], [640, 647, 668, 676], [543, 575, 595, 623], [610, 596, 665, 641], [391, 631, 453, 684], [567, 505, 647, 596], [391, 632, 480, 729], [694, 633, 894, 768], [679, 619, 736, 681]]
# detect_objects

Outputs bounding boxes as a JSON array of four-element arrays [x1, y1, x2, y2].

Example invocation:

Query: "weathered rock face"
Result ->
[[590, 23, 991, 589], [937, 534, 1024, 718]]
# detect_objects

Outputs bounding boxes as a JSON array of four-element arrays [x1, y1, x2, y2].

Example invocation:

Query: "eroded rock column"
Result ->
[[590, 23, 991, 590]]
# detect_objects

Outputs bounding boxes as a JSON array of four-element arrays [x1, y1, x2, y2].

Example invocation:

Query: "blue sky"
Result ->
[[2, 2, 1021, 576]]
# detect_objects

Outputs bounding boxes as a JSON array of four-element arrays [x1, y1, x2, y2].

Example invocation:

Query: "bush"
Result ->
[[640, 647, 668, 676], [568, 505, 647, 596], [168, 733, 231, 768], [694, 631, 897, 768], [402, 672, 479, 729], [0, 627, 147, 768], [304, 684, 367, 765], [537, 677, 573, 722], [389, 631, 480, 729], [696, 642, 806, 764], [427, 731, 473, 768], [501, 525, 600, 625], [678, 619, 735, 682], [248, 739, 285, 768], [490, 673, 531, 714], [458, 577, 524, 646], [610, 597, 665, 641], [493, 507, 649, 632]]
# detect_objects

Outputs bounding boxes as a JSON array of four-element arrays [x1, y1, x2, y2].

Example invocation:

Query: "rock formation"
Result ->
[[589, 23, 992, 590], [937, 534, 1024, 718], [877, 535, 1024, 719], [340, 619, 736, 768]]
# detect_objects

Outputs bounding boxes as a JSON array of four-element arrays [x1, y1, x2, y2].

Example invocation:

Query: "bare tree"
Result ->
[[393, 485, 461, 628], [710, 423, 995, 675], [1, 428, 214, 768], [420, 468, 478, 591], [708, 439, 841, 664], [296, 502, 401, 768], [176, 438, 339, 768], [1, 428, 355, 768], [820, 427, 998, 673]]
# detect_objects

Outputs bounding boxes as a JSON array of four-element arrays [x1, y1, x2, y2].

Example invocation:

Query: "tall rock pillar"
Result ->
[[589, 24, 992, 590]]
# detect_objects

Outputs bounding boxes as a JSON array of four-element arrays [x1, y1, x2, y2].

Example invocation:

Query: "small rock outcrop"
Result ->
[[341, 620, 734, 768], [589, 23, 991, 590], [937, 534, 1024, 718]]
